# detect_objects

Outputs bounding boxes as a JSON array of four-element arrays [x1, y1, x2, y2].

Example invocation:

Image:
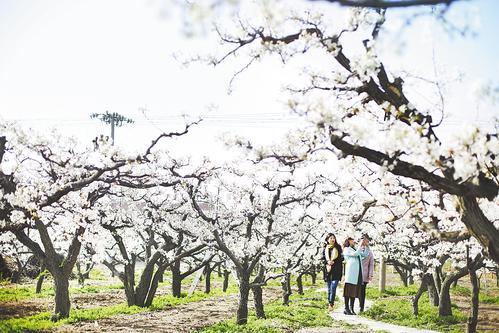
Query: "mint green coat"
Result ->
[[343, 246, 369, 285]]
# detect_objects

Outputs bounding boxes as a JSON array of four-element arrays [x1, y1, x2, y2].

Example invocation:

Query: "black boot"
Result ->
[[343, 297, 353, 315], [349, 298, 356, 315]]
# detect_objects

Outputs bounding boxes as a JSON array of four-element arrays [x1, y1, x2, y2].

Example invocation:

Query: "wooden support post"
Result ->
[[379, 256, 386, 293]]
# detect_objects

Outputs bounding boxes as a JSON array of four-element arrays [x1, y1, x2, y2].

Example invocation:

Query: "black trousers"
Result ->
[[359, 282, 368, 310]]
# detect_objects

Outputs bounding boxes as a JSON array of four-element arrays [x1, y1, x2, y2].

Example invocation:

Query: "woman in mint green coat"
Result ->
[[342, 237, 368, 315]]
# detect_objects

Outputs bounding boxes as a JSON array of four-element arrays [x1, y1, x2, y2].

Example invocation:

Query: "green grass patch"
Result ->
[[0, 285, 54, 302], [363, 293, 466, 333], [0, 282, 124, 302], [365, 284, 419, 300], [197, 288, 361, 333], [88, 268, 107, 281], [451, 285, 499, 305]]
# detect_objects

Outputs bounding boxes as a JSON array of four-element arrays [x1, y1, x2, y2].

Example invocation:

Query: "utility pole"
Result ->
[[90, 111, 134, 145]]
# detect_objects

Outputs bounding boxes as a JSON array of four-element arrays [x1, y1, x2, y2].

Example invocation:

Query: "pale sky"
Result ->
[[0, 0, 497, 158]]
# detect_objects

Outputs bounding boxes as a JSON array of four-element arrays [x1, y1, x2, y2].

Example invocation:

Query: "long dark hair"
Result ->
[[325, 233, 342, 254]]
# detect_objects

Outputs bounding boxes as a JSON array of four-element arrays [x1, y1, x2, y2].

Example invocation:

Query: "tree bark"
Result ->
[[236, 274, 250, 325], [14, 223, 84, 320], [439, 278, 454, 316], [204, 264, 212, 294], [412, 274, 429, 315], [427, 275, 439, 307], [171, 260, 182, 298], [466, 247, 480, 333], [35, 265, 46, 294], [252, 265, 266, 319], [296, 273, 304, 295], [52, 271, 71, 321], [252, 284, 265, 319], [434, 267, 443, 291], [457, 196, 499, 266], [438, 255, 483, 317], [393, 264, 408, 287], [144, 263, 168, 307], [310, 269, 317, 285], [223, 270, 230, 292], [281, 272, 292, 305], [466, 267, 479, 333]]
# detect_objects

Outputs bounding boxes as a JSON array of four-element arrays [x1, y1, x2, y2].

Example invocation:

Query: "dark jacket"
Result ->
[[323, 245, 343, 281]]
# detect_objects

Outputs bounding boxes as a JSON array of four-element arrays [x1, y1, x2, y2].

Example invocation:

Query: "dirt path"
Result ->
[[56, 288, 282, 332]]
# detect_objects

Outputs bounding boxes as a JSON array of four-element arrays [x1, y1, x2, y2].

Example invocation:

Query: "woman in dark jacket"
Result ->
[[323, 233, 343, 311]]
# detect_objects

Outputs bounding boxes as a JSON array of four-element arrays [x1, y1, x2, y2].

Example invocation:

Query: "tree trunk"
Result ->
[[52, 272, 71, 320], [223, 270, 230, 292], [438, 278, 454, 316], [171, 261, 182, 298], [236, 273, 250, 325], [36, 266, 46, 294], [281, 272, 292, 305], [466, 264, 479, 333], [204, 265, 212, 294], [457, 196, 499, 265], [412, 274, 429, 315], [438, 254, 485, 317], [434, 267, 442, 291], [252, 284, 265, 319], [296, 273, 304, 295], [144, 264, 168, 307], [76, 263, 85, 287], [252, 265, 266, 319], [393, 264, 408, 287], [123, 269, 137, 306], [427, 275, 439, 307], [408, 273, 414, 285], [310, 269, 317, 285]]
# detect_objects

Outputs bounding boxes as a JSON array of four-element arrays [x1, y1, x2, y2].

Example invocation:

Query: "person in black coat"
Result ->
[[323, 233, 343, 311]]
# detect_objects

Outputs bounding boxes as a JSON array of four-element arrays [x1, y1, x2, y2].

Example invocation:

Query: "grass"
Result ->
[[0, 283, 240, 332], [365, 284, 419, 300], [0, 282, 124, 302], [450, 285, 499, 305], [362, 289, 467, 333], [197, 288, 363, 333]]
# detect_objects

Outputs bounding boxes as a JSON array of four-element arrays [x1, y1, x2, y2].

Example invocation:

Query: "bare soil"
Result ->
[[453, 295, 499, 332], [0, 299, 47, 320], [56, 288, 282, 333]]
